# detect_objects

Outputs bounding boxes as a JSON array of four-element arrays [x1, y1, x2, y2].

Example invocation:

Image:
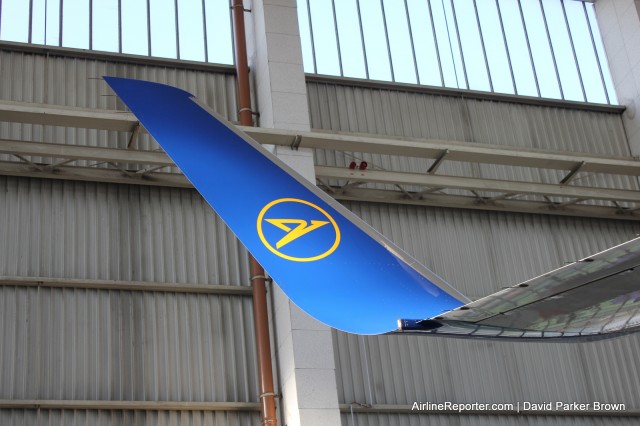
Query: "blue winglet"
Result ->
[[104, 77, 462, 334]]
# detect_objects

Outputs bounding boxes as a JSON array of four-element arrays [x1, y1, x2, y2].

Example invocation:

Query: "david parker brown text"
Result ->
[[412, 401, 627, 413]]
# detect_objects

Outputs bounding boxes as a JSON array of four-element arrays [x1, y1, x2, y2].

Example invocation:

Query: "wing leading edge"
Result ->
[[106, 77, 640, 341]]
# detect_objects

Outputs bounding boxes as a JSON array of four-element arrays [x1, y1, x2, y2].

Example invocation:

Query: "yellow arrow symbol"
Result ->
[[265, 219, 329, 249]]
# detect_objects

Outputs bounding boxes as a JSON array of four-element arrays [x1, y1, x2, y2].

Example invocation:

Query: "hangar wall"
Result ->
[[306, 80, 640, 425], [0, 46, 261, 425], [2, 1, 640, 422]]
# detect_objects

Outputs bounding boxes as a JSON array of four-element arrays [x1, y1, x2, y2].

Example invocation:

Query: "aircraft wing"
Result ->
[[399, 238, 640, 341], [105, 77, 640, 341]]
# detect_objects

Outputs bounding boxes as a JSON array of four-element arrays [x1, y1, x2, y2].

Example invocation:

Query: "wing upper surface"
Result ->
[[104, 77, 462, 335], [400, 238, 640, 341]]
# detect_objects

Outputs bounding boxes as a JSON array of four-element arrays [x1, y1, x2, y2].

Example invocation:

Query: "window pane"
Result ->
[[521, 0, 561, 99], [45, 0, 61, 46], [31, 0, 46, 45], [62, 0, 90, 49], [178, 0, 205, 61], [564, 0, 606, 103], [434, 0, 465, 89], [205, 0, 233, 64], [309, 0, 340, 76], [382, 0, 417, 84], [335, 0, 366, 79], [498, 0, 537, 96], [122, 0, 148, 55], [453, 0, 490, 91], [587, 4, 617, 104], [297, 0, 315, 72], [93, 0, 119, 53], [407, 0, 442, 87], [0, 0, 30, 42], [150, 0, 177, 59], [476, 0, 514, 94], [541, 0, 583, 101], [360, 0, 392, 81]]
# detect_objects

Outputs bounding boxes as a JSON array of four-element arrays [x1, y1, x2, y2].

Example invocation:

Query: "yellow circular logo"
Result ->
[[257, 198, 340, 262]]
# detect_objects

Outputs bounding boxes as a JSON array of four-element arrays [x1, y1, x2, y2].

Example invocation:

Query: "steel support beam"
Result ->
[[0, 139, 171, 165], [331, 187, 638, 222], [316, 166, 640, 204], [2, 100, 640, 177], [0, 400, 260, 412], [0, 276, 253, 295]]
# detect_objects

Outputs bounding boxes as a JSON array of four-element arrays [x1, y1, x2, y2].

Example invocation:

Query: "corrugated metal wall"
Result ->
[[306, 81, 640, 425], [0, 177, 248, 283], [340, 414, 640, 426], [0, 48, 260, 425], [308, 81, 638, 201], [0, 177, 259, 424], [0, 48, 238, 169], [0, 410, 258, 426]]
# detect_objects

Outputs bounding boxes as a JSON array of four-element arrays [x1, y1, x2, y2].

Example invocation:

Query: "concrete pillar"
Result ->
[[595, 0, 640, 154], [245, 1, 342, 425]]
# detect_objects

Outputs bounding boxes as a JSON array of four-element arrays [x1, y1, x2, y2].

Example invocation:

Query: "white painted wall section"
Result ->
[[246, 1, 341, 425]]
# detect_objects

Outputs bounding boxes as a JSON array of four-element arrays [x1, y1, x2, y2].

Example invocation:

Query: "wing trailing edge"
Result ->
[[399, 238, 640, 341]]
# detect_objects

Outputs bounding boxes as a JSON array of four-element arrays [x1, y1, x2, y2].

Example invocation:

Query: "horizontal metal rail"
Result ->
[[0, 399, 260, 412], [0, 277, 253, 295], [2, 100, 640, 220], [1, 100, 638, 176], [0, 100, 138, 131], [316, 166, 640, 204], [331, 188, 638, 222]]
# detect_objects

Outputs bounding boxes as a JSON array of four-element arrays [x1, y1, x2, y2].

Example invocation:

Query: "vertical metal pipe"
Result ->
[[89, 0, 93, 50], [539, 0, 564, 99], [427, 0, 445, 87], [561, 0, 587, 101], [201, 0, 209, 62], [495, 0, 517, 94], [231, 2, 277, 426], [59, 0, 63, 46], [583, 2, 609, 104], [517, 0, 540, 97], [146, 0, 152, 56], [28, 0, 34, 43], [380, 0, 395, 81], [449, 0, 468, 89], [330, 0, 343, 76], [473, 0, 492, 92], [174, 0, 180, 60], [404, 0, 420, 84], [306, 0, 318, 73], [118, 0, 122, 53], [355, 0, 369, 79]]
